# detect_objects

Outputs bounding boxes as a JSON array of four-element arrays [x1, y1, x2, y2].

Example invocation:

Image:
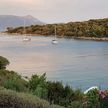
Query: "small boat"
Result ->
[[84, 86, 99, 94], [52, 26, 58, 45], [23, 36, 31, 42], [22, 20, 31, 42], [52, 39, 58, 44]]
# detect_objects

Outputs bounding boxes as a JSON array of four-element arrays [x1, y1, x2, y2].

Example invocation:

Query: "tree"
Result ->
[[47, 81, 64, 105], [86, 89, 100, 108], [29, 73, 48, 99], [29, 73, 46, 90], [0, 56, 9, 69]]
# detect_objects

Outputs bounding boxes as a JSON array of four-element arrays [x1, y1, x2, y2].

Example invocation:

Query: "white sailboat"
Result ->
[[22, 20, 31, 42], [52, 26, 58, 44]]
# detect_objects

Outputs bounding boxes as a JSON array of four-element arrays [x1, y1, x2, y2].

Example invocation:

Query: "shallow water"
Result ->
[[0, 35, 108, 90]]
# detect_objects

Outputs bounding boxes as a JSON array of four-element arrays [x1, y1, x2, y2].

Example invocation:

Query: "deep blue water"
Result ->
[[0, 35, 108, 90]]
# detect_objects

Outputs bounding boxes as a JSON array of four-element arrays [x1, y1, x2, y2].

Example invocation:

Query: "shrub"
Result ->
[[98, 90, 108, 108], [49, 105, 65, 108], [0, 56, 9, 69], [69, 101, 83, 108], [0, 88, 49, 108], [0, 88, 64, 108], [85, 89, 100, 108], [29, 73, 46, 91], [0, 70, 28, 92]]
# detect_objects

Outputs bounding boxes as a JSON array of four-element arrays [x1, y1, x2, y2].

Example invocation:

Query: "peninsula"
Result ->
[[6, 18, 108, 41]]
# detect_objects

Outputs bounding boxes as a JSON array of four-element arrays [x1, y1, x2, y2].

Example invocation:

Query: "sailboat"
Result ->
[[22, 20, 31, 42], [52, 26, 58, 44]]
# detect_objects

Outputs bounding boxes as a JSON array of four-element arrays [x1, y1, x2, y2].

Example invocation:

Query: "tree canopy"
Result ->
[[6, 18, 108, 38]]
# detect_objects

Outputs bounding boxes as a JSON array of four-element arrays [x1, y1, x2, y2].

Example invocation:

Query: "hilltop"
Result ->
[[0, 15, 44, 31]]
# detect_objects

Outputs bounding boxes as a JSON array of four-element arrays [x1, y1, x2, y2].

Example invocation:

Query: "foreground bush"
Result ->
[[0, 69, 28, 92], [0, 87, 49, 108], [0, 87, 64, 108], [49, 105, 65, 108], [83, 89, 108, 108]]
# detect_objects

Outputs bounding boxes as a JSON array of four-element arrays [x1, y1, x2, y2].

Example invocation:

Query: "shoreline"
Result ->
[[1, 32, 108, 41], [73, 36, 108, 41]]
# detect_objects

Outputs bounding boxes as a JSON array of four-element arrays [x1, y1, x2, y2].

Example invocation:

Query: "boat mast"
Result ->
[[55, 25, 56, 39], [24, 20, 26, 36]]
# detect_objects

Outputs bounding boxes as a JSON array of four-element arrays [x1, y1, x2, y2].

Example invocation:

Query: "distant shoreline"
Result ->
[[1, 32, 108, 41], [72, 36, 108, 41]]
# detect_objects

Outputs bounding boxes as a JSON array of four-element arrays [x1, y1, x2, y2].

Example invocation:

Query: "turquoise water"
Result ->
[[0, 35, 108, 90]]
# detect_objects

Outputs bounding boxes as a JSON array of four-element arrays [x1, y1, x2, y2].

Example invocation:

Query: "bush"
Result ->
[[85, 89, 100, 108], [0, 87, 64, 108], [49, 105, 65, 108], [0, 88, 49, 108], [29, 73, 46, 91], [69, 101, 83, 108], [29, 73, 48, 99], [0, 56, 9, 69], [0, 70, 28, 92]]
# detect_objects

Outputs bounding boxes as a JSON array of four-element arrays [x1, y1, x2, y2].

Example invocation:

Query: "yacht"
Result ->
[[23, 36, 31, 42], [22, 20, 31, 42], [52, 26, 58, 44]]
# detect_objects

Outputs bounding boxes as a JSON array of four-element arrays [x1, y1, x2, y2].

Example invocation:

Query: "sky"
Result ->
[[0, 0, 108, 23]]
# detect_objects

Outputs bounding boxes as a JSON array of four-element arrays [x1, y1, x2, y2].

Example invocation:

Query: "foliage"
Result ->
[[1, 56, 108, 108], [0, 86, 64, 108], [28, 73, 83, 107], [85, 89, 100, 108], [98, 90, 108, 108], [0, 87, 49, 108], [49, 105, 65, 108], [29, 73, 48, 99], [0, 69, 28, 92], [47, 82, 83, 107], [6, 18, 108, 38], [69, 101, 83, 108], [47, 81, 64, 105], [29, 73, 46, 91], [0, 56, 9, 69], [83, 89, 108, 108]]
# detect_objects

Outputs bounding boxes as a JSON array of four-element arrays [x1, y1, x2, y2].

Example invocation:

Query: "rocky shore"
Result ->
[[73, 36, 108, 41]]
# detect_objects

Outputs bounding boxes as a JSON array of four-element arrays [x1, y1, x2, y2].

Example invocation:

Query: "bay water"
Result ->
[[0, 35, 108, 90]]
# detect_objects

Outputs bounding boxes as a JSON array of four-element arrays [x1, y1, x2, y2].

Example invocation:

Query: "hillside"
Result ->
[[0, 15, 44, 31], [6, 18, 108, 40]]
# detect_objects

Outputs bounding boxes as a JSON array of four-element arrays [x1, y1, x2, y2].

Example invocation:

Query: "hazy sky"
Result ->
[[0, 0, 108, 23]]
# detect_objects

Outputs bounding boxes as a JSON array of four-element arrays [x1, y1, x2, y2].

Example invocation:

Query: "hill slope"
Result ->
[[0, 15, 44, 31]]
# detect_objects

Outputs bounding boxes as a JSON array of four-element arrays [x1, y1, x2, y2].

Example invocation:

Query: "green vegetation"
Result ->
[[0, 56, 108, 108], [6, 18, 108, 39], [0, 87, 49, 108], [0, 56, 9, 69]]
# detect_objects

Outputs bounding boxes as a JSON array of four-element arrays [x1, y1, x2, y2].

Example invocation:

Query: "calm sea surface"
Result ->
[[0, 35, 108, 90]]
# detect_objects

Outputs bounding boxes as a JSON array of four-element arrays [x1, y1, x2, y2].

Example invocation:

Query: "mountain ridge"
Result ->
[[0, 15, 44, 31]]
